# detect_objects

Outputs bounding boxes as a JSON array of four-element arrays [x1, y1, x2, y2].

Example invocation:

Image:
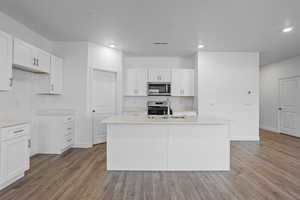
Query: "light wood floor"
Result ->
[[1, 130, 300, 200]]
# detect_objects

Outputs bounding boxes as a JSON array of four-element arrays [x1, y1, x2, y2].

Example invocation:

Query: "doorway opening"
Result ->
[[91, 69, 117, 144], [278, 76, 300, 138]]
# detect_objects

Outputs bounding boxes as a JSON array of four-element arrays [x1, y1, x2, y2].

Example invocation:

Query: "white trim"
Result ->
[[260, 125, 279, 133], [0, 173, 24, 190], [230, 136, 260, 141], [93, 135, 107, 145], [72, 143, 93, 148]]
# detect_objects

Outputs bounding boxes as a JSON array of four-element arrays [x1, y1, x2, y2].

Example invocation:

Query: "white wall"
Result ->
[[88, 43, 123, 114], [123, 56, 195, 112], [0, 11, 54, 155], [0, 11, 52, 52], [0, 10, 124, 151], [197, 52, 259, 141], [0, 11, 53, 119], [260, 56, 300, 132]]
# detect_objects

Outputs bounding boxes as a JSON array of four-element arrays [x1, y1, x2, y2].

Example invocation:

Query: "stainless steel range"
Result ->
[[147, 100, 172, 117]]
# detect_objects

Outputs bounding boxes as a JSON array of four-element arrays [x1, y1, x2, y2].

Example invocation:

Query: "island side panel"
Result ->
[[168, 124, 230, 171], [107, 124, 169, 171]]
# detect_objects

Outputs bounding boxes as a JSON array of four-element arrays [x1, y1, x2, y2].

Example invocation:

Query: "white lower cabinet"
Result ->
[[37, 115, 75, 154], [0, 124, 30, 190], [107, 124, 230, 171]]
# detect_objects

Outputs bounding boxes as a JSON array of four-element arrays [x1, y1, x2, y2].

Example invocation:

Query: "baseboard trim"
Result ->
[[260, 125, 279, 133], [72, 143, 93, 148], [230, 136, 260, 141]]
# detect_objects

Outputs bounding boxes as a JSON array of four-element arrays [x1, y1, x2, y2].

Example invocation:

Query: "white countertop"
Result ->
[[102, 115, 230, 125], [0, 120, 29, 128], [36, 109, 76, 116]]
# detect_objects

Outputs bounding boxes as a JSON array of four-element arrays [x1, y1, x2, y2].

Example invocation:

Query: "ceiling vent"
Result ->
[[152, 42, 168, 45]]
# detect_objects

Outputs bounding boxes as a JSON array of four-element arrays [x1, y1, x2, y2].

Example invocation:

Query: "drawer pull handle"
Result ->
[[67, 139, 72, 142], [67, 128, 72, 130], [67, 118, 72, 120], [14, 129, 24, 134]]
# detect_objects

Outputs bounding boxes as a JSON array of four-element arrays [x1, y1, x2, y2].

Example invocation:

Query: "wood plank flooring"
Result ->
[[1, 129, 300, 200]]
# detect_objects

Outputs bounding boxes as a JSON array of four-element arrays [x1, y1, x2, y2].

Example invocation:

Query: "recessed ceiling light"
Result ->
[[198, 44, 205, 49], [109, 44, 116, 48], [282, 26, 294, 33]]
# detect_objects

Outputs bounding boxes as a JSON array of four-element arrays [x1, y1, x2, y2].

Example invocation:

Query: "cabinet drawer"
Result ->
[[65, 124, 73, 132], [1, 125, 28, 141], [63, 136, 73, 148], [64, 132, 73, 140], [64, 129, 73, 138], [64, 116, 74, 123]]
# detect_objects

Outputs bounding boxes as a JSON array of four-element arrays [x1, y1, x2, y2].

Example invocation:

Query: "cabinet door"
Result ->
[[124, 69, 147, 96], [13, 38, 34, 69], [171, 69, 194, 96], [124, 69, 137, 96], [1, 137, 28, 181], [135, 69, 148, 96], [171, 70, 183, 96], [0, 30, 12, 91], [148, 69, 171, 82], [181, 69, 194, 96], [50, 56, 63, 94], [36, 49, 51, 73]]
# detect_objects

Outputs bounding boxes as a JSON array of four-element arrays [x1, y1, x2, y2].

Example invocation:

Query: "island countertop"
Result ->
[[0, 120, 30, 128], [102, 115, 230, 125]]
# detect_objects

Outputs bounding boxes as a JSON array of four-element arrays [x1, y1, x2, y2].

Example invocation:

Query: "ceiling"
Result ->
[[0, 0, 299, 65]]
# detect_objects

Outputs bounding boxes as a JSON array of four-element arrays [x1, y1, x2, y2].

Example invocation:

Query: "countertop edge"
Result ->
[[0, 121, 30, 129]]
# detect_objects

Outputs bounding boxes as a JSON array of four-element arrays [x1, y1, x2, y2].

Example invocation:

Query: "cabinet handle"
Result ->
[[51, 84, 54, 91], [37, 59, 39, 66], [67, 138, 72, 142], [9, 78, 13, 87], [67, 127, 72, 130], [14, 129, 24, 134], [33, 58, 36, 65], [28, 139, 31, 148]]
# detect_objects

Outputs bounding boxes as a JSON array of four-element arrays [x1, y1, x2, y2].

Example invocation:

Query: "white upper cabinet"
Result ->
[[50, 56, 63, 94], [36, 55, 63, 94], [0, 30, 13, 91], [13, 38, 50, 73], [125, 68, 148, 96], [171, 69, 195, 96], [13, 38, 34, 70], [148, 69, 171, 82], [36, 48, 51, 73]]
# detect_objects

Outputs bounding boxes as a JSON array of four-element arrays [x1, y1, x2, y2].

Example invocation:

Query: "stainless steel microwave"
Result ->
[[147, 83, 171, 96]]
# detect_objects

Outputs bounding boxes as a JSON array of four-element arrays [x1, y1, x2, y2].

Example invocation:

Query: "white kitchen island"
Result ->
[[102, 115, 231, 171]]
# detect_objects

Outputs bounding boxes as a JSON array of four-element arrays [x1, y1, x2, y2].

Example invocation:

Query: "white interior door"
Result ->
[[279, 77, 300, 137], [92, 69, 117, 144]]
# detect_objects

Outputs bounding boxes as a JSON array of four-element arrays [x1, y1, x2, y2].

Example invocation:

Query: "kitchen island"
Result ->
[[102, 115, 231, 171]]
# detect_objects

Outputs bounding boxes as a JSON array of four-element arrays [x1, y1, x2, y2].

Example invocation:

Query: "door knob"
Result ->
[[278, 107, 282, 111]]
